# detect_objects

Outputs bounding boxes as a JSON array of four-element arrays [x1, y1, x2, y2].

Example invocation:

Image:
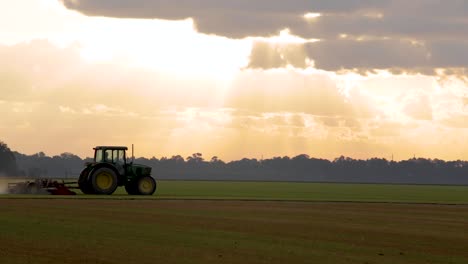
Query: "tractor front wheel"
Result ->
[[126, 176, 156, 195], [90, 167, 118, 195], [137, 176, 156, 195]]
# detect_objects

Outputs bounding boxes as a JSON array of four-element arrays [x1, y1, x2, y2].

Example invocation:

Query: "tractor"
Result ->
[[78, 146, 156, 195]]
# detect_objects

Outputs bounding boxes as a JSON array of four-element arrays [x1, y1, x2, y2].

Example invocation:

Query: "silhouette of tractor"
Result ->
[[78, 146, 156, 195]]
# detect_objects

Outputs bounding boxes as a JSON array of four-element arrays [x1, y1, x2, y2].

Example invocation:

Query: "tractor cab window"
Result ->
[[117, 150, 125, 164], [95, 149, 104, 162], [105, 149, 113, 162], [94, 148, 125, 164], [112, 150, 125, 164]]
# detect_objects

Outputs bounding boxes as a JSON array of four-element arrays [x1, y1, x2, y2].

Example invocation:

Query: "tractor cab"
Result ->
[[79, 146, 156, 195], [93, 146, 128, 175], [94, 146, 127, 163]]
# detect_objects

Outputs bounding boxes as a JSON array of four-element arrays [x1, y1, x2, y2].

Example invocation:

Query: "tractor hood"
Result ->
[[128, 163, 152, 177]]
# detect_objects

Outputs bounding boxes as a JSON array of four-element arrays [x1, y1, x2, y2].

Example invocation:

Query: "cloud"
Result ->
[[249, 39, 468, 74], [59, 0, 468, 73], [56, 1, 383, 39], [403, 96, 433, 121], [305, 39, 430, 71], [248, 42, 309, 69], [1, 39, 467, 160], [0, 40, 229, 156], [59, 0, 468, 40], [441, 115, 468, 128], [0, 40, 231, 109], [225, 69, 373, 117]]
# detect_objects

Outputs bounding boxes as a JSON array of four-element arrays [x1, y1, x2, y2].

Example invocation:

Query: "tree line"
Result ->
[[1, 141, 468, 185]]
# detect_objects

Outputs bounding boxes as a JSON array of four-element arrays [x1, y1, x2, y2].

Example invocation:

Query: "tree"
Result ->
[[210, 156, 225, 166], [187, 153, 204, 163], [0, 141, 18, 176], [170, 155, 185, 163]]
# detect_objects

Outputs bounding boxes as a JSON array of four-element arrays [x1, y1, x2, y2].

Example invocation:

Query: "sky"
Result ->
[[0, 0, 467, 161]]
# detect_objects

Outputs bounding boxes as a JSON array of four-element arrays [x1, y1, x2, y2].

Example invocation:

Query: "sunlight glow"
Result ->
[[2, 0, 250, 80], [304, 13, 322, 20], [1, 0, 468, 161], [78, 17, 250, 79]]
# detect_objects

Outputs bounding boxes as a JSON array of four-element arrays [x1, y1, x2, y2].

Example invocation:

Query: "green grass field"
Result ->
[[154, 181, 468, 204], [3, 180, 468, 204], [0, 181, 468, 264]]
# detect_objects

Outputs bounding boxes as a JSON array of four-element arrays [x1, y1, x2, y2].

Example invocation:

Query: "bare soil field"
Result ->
[[0, 199, 467, 264]]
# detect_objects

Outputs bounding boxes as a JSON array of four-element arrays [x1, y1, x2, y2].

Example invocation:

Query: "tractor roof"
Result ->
[[94, 146, 128, 150]]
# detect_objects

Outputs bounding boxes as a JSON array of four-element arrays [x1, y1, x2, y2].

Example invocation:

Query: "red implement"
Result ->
[[48, 181, 77, 195], [8, 179, 78, 195]]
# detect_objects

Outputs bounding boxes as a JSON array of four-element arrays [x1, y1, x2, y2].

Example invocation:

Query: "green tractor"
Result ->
[[78, 146, 156, 195]]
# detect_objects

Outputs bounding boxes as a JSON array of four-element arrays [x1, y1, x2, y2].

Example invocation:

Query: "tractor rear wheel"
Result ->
[[90, 167, 118, 195], [78, 168, 95, 194], [136, 176, 156, 195]]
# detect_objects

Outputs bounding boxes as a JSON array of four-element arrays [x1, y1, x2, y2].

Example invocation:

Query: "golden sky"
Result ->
[[1, 0, 467, 160]]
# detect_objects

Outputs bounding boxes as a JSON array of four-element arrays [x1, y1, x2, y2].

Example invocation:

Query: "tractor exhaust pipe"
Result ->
[[132, 144, 135, 163]]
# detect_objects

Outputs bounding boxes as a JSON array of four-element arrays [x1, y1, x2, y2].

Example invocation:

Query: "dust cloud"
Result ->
[[0, 175, 8, 194], [0, 174, 20, 194]]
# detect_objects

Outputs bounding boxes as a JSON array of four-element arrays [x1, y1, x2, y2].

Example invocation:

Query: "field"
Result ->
[[4, 180, 468, 204], [0, 180, 468, 264]]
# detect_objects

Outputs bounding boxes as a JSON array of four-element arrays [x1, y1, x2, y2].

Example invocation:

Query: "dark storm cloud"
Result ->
[[249, 39, 468, 73], [306, 39, 430, 71], [60, 0, 387, 18], [60, 0, 468, 39], [59, 0, 389, 38], [60, 0, 468, 72]]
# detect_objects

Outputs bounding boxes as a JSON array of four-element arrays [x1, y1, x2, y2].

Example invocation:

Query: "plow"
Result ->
[[8, 179, 78, 195], [7, 145, 157, 196]]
